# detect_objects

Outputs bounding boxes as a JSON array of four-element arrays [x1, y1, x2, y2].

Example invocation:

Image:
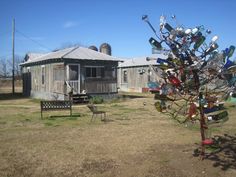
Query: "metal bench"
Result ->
[[40, 100, 72, 119]]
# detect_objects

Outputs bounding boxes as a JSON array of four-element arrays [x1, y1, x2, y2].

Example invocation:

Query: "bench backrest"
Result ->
[[41, 101, 72, 111]]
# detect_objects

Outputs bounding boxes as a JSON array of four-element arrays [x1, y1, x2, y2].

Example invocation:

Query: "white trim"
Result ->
[[66, 64, 80, 94]]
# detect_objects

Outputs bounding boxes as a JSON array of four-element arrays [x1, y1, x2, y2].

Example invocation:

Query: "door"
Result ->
[[67, 64, 80, 94], [22, 72, 31, 96]]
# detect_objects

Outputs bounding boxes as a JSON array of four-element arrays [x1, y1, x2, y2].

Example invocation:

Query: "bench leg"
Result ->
[[41, 110, 43, 119]]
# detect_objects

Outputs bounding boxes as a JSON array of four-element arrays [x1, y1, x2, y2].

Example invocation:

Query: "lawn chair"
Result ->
[[87, 104, 106, 122]]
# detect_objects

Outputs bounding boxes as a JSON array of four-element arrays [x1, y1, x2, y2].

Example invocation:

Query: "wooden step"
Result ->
[[72, 94, 90, 104]]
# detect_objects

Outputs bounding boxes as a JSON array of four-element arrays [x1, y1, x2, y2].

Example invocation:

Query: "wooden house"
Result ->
[[117, 54, 165, 93], [20, 46, 122, 100]]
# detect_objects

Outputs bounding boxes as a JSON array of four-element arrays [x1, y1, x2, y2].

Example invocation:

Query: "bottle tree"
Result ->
[[143, 15, 236, 159]]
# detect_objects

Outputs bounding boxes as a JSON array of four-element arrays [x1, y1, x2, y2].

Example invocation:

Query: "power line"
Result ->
[[15, 29, 52, 51]]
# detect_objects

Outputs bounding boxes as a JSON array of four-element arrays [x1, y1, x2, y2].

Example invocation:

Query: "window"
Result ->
[[53, 65, 64, 81], [41, 65, 45, 85], [123, 70, 127, 83], [85, 67, 104, 78]]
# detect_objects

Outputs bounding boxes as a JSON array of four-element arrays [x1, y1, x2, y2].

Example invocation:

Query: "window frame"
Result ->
[[41, 65, 45, 85], [123, 70, 128, 83], [85, 66, 104, 79]]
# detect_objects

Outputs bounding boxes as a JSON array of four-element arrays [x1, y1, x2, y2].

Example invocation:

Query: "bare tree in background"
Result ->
[[7, 55, 23, 78], [0, 58, 10, 77], [15, 55, 23, 77]]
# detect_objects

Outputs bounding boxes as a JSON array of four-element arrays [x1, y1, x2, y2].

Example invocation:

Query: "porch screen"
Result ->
[[69, 65, 79, 80]]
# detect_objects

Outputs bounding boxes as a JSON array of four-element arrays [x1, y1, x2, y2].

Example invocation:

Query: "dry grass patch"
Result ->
[[0, 92, 236, 177]]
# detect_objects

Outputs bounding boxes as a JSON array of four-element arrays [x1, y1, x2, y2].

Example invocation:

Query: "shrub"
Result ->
[[89, 96, 104, 104]]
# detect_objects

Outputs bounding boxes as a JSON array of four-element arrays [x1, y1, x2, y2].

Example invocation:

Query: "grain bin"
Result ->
[[88, 45, 98, 51], [99, 43, 112, 55]]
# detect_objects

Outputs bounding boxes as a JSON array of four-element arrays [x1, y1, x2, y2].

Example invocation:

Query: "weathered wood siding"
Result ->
[[51, 64, 65, 94], [118, 66, 161, 92], [84, 79, 117, 93], [22, 63, 66, 99], [22, 59, 119, 99]]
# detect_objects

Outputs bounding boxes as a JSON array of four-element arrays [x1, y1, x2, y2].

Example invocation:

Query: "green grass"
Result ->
[[110, 104, 125, 108], [44, 122, 54, 126], [29, 98, 41, 104], [0, 91, 235, 133], [0, 92, 25, 100], [0, 103, 92, 129], [106, 98, 123, 104]]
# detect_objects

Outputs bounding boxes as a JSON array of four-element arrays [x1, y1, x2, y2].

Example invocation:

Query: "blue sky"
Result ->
[[0, 0, 236, 59]]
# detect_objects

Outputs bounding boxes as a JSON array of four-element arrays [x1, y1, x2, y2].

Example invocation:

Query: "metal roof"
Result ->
[[21, 46, 122, 66], [24, 53, 44, 61], [118, 54, 168, 68]]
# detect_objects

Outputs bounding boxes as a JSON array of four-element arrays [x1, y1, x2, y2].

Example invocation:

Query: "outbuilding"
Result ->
[[117, 54, 165, 93], [20, 46, 122, 100]]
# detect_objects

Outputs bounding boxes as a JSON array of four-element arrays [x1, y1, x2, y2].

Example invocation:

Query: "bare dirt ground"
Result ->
[[0, 90, 236, 177]]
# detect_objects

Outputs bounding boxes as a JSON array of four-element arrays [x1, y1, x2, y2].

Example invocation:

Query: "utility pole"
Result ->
[[12, 18, 15, 94]]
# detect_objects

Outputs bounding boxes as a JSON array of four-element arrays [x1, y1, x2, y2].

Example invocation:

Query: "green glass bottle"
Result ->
[[194, 35, 206, 50]]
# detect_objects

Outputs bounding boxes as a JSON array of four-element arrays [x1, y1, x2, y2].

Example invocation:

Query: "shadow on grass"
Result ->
[[0, 92, 26, 100], [47, 114, 81, 119], [193, 134, 236, 171], [119, 94, 148, 99]]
